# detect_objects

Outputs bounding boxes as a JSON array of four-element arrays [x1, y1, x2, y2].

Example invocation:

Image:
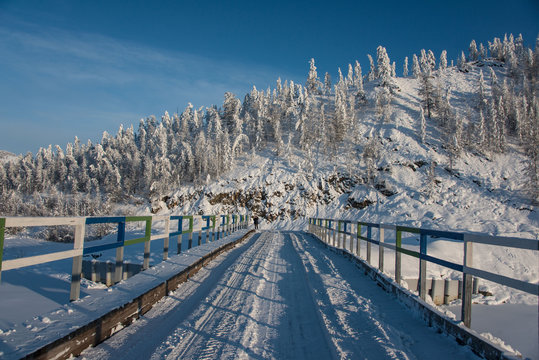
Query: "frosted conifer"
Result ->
[[419, 106, 426, 143], [439, 50, 447, 70], [306, 58, 321, 94], [412, 54, 421, 78], [403, 56, 409, 76], [367, 54, 376, 81], [469, 40, 479, 61], [324, 72, 332, 95], [346, 63, 354, 87]]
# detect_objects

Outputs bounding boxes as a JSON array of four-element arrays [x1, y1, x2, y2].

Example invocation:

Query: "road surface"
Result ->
[[80, 231, 478, 359]]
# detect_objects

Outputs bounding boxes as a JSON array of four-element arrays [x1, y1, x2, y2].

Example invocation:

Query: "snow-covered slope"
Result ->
[[147, 62, 538, 308]]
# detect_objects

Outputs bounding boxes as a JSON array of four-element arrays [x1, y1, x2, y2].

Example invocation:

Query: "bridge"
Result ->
[[0, 215, 537, 359]]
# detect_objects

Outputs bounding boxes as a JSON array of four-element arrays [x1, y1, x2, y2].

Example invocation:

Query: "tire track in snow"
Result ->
[[180, 233, 278, 359], [80, 233, 262, 360], [290, 232, 410, 359], [290, 232, 479, 360], [154, 232, 276, 359], [81, 231, 480, 360]]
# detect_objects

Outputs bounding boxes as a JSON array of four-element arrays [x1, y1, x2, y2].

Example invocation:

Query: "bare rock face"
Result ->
[[158, 172, 383, 222]]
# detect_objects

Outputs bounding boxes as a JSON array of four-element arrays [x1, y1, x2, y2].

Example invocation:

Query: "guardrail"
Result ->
[[0, 213, 249, 301], [308, 218, 538, 328]]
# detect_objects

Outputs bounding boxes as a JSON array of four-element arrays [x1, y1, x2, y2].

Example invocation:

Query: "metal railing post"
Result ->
[[378, 226, 385, 272], [332, 220, 337, 246], [205, 217, 210, 243], [177, 217, 183, 254], [419, 233, 427, 300], [143, 218, 152, 270], [114, 221, 126, 284], [0, 218, 5, 283], [344, 222, 348, 251], [70, 218, 86, 301], [462, 238, 474, 327], [163, 217, 170, 260], [356, 223, 361, 257], [366, 226, 372, 264], [395, 230, 402, 284], [188, 217, 193, 249]]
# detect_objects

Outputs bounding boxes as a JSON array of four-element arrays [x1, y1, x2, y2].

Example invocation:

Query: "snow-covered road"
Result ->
[[80, 231, 479, 359]]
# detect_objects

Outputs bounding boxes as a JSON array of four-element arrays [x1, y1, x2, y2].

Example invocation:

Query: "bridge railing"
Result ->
[[308, 217, 538, 327], [0, 213, 250, 301]]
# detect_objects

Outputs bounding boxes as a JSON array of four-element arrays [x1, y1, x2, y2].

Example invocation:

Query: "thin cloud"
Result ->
[[0, 19, 298, 154], [0, 20, 287, 93]]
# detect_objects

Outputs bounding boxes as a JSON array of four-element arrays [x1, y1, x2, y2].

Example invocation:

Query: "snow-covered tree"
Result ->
[[376, 46, 393, 88], [439, 50, 447, 70], [412, 54, 421, 78], [222, 92, 242, 137], [477, 70, 487, 111], [331, 85, 347, 147], [306, 58, 321, 94], [477, 109, 487, 150], [419, 106, 426, 143], [479, 43, 487, 59], [323, 72, 332, 95], [375, 87, 392, 123], [346, 63, 354, 87], [427, 50, 436, 71], [419, 69, 436, 118], [469, 40, 479, 61], [457, 51, 470, 72], [367, 54, 376, 81], [353, 61, 362, 89], [403, 56, 409, 77]]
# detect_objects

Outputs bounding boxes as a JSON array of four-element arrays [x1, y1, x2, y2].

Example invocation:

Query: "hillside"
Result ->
[[156, 63, 538, 238], [150, 61, 539, 309]]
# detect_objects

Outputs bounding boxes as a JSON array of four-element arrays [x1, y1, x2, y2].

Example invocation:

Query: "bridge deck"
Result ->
[[80, 231, 479, 359]]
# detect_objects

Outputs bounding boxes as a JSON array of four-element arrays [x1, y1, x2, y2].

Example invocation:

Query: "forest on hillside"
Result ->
[[0, 34, 538, 224]]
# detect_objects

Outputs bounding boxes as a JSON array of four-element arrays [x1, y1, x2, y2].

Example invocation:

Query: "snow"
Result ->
[[0, 61, 537, 358], [0, 150, 18, 163], [79, 231, 480, 360], [443, 303, 538, 358], [0, 230, 249, 359]]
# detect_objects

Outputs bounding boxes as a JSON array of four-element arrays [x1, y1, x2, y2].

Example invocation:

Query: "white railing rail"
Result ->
[[0, 214, 250, 301]]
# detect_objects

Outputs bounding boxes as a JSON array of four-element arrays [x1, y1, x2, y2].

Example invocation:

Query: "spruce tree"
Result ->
[[469, 40, 479, 61], [403, 56, 409, 77], [419, 106, 426, 143], [439, 50, 447, 70], [323, 72, 332, 95], [412, 54, 421, 78], [306, 58, 321, 94], [367, 54, 376, 81]]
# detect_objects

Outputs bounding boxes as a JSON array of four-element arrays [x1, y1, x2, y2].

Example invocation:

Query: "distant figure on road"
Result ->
[[253, 216, 259, 230]]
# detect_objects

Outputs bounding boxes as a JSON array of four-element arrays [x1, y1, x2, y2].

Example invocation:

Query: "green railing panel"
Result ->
[[397, 247, 420, 258], [396, 230, 402, 249], [124, 216, 152, 246], [396, 225, 421, 234], [182, 216, 194, 234]]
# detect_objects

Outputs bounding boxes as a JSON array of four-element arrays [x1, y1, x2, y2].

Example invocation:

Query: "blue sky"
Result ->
[[1, 0, 538, 155]]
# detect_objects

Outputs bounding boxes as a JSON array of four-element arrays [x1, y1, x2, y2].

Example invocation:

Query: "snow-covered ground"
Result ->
[[0, 226, 536, 358], [0, 229, 250, 359], [79, 231, 481, 360]]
